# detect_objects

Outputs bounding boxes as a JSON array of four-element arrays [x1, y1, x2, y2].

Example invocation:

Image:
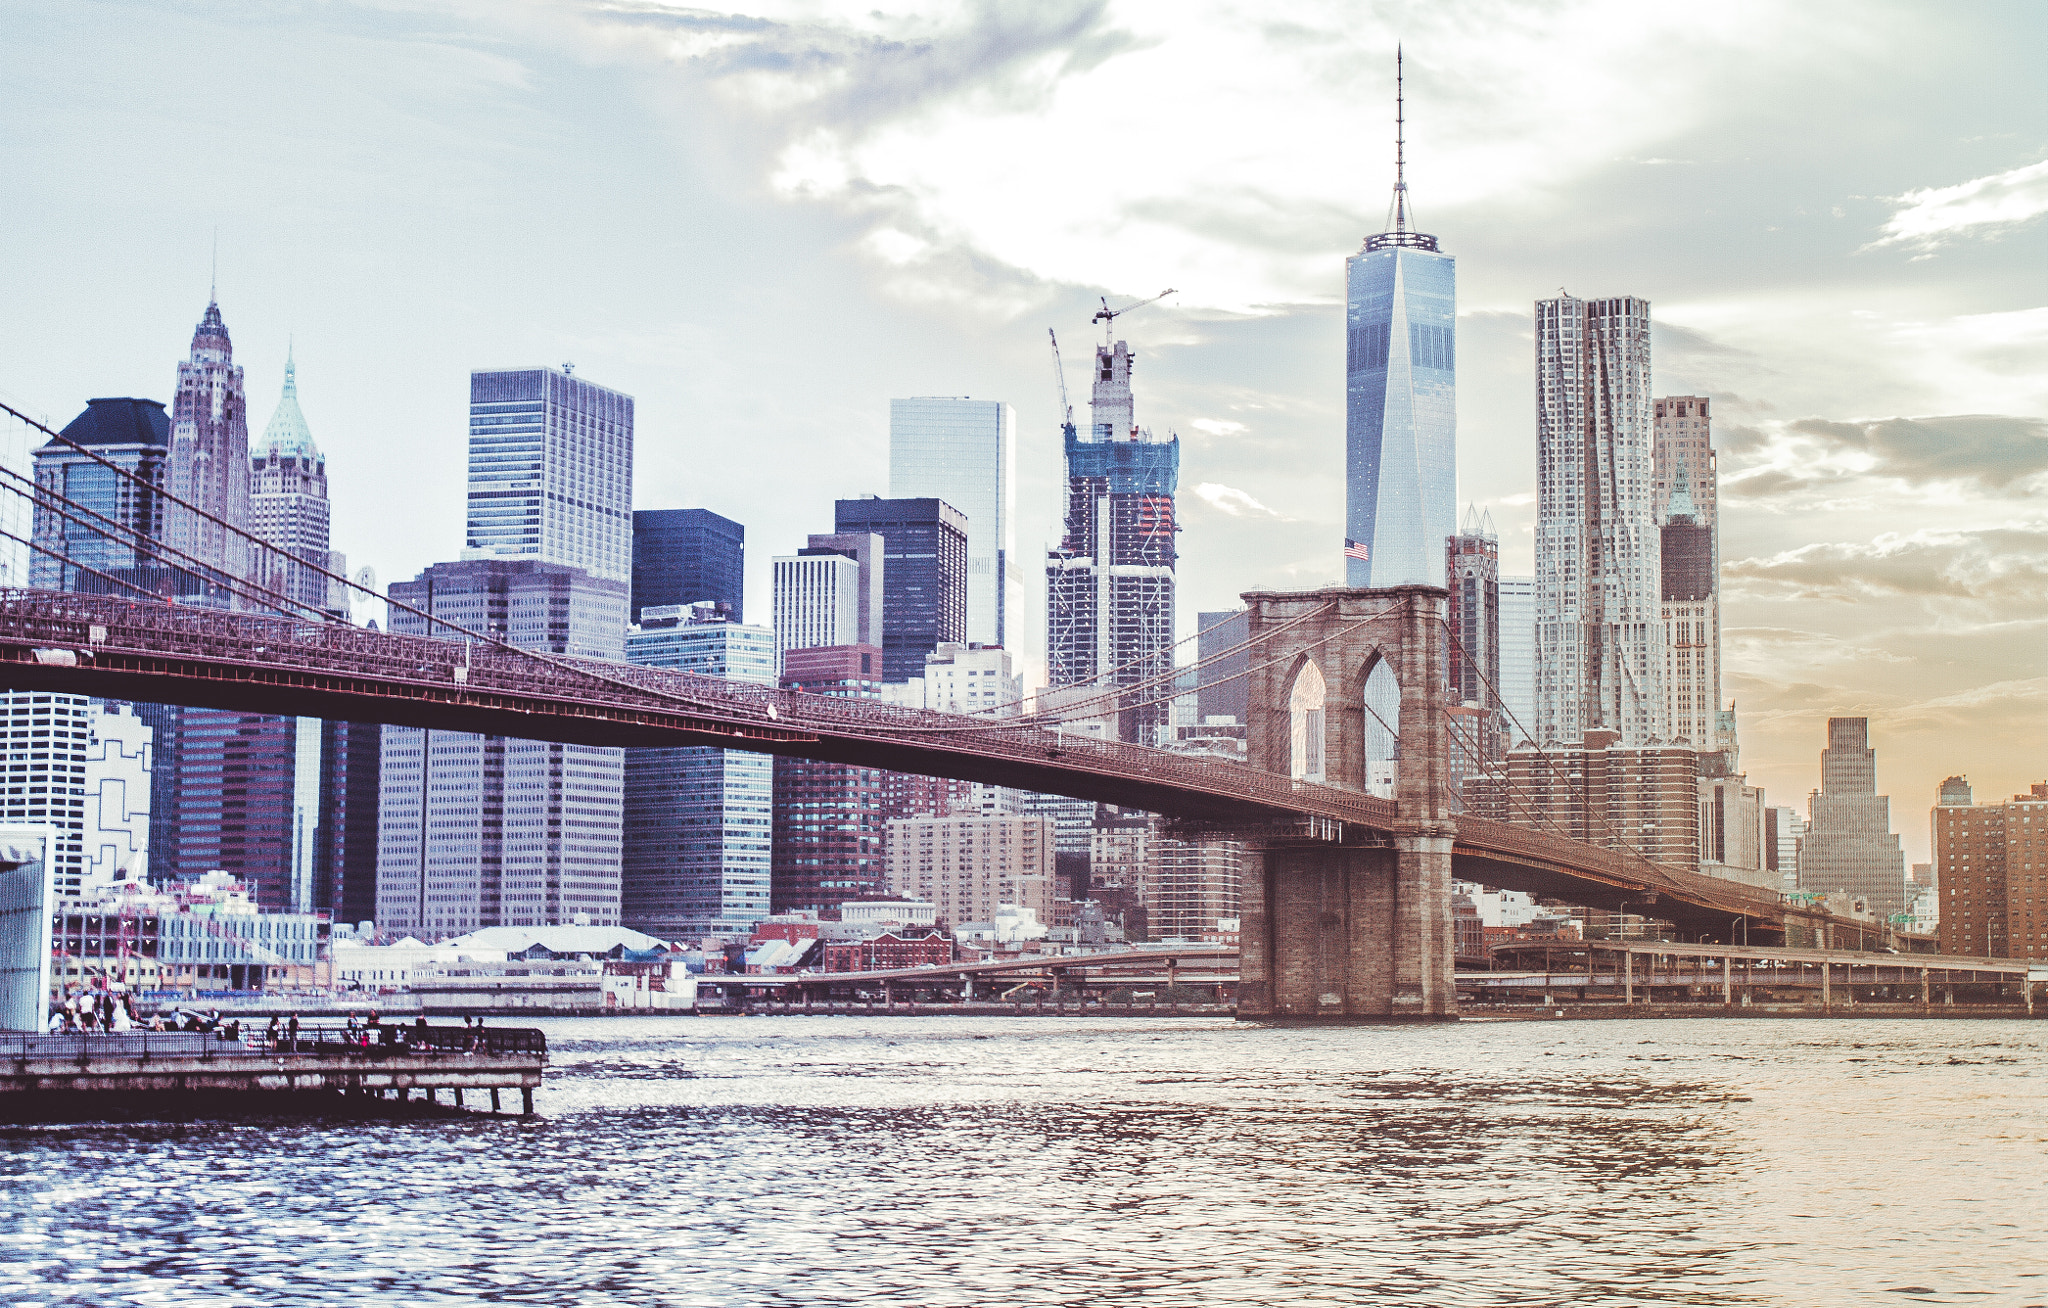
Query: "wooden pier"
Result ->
[[0, 1025, 546, 1119]]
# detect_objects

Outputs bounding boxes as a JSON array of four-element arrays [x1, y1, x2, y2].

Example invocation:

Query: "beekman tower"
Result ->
[[1345, 48, 1456, 588]]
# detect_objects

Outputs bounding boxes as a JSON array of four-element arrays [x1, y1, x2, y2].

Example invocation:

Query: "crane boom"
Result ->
[[1092, 288, 1177, 343], [1047, 328, 1074, 438]]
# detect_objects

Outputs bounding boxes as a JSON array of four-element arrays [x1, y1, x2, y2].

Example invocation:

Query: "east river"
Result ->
[[2, 1015, 2045, 1306]]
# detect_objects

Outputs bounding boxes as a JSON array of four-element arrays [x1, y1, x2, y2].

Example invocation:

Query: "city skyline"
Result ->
[[4, 3, 2048, 858]]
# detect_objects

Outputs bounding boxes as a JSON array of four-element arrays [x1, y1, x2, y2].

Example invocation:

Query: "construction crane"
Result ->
[[1047, 328, 1075, 440], [1093, 288, 1176, 345]]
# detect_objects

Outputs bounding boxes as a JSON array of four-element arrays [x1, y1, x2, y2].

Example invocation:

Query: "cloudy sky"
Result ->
[[3, 0, 2045, 858]]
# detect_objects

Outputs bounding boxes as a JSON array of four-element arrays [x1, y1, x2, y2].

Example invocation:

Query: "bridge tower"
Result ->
[[1236, 585, 1456, 1020]]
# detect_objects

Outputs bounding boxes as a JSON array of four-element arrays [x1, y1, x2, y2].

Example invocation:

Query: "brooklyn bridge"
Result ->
[[0, 581, 1864, 1021]]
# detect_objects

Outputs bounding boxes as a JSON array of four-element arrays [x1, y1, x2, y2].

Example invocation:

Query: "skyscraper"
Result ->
[[248, 351, 346, 911], [771, 644, 887, 914], [621, 608, 775, 935], [376, 559, 630, 935], [1345, 49, 1456, 588], [1445, 507, 1501, 772], [29, 397, 173, 595], [168, 298, 253, 592], [889, 398, 1020, 650], [0, 696, 152, 901], [249, 349, 343, 615], [1045, 340, 1178, 743], [1532, 294, 1666, 747], [466, 367, 634, 584], [1800, 717, 1907, 917], [631, 508, 744, 622], [1496, 575, 1534, 742], [771, 550, 863, 666], [1655, 396, 1724, 755], [1195, 610, 1250, 726], [802, 532, 884, 647], [833, 497, 968, 684]]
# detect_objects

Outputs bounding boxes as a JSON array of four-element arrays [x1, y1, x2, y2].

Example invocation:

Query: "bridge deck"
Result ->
[[0, 587, 1802, 931]]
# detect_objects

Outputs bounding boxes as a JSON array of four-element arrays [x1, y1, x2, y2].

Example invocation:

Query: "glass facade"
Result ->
[[832, 497, 968, 684], [631, 507, 745, 623], [888, 398, 1019, 649], [622, 618, 776, 936], [467, 368, 634, 584], [1344, 245, 1456, 588]]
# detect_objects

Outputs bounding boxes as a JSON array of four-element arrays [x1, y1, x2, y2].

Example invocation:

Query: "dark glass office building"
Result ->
[[833, 497, 967, 683], [632, 508, 745, 623]]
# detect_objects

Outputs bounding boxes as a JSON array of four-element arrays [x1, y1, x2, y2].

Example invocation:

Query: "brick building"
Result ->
[[1464, 730, 1699, 871], [820, 930, 955, 973], [1934, 778, 2048, 959]]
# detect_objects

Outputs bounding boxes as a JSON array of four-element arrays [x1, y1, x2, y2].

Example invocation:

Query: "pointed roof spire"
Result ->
[[259, 345, 317, 461], [282, 337, 297, 398]]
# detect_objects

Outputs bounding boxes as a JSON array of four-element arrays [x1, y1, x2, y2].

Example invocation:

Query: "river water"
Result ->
[[1, 1014, 2044, 1307]]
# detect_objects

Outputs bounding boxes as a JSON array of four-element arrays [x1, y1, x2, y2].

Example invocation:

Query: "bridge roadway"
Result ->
[[0, 587, 1806, 935]]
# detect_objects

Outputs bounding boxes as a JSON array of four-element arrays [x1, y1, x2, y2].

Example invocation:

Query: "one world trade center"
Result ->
[[1345, 48, 1455, 588]]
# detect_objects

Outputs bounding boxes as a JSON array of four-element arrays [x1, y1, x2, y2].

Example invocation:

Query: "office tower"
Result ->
[[885, 813, 1055, 929], [803, 533, 884, 646], [1445, 508, 1501, 780], [1698, 770, 1767, 885], [771, 644, 886, 913], [320, 719, 380, 926], [1799, 717, 1907, 918], [171, 710, 317, 909], [248, 352, 348, 911], [1532, 294, 1666, 747], [632, 508, 744, 623], [1195, 610, 1250, 725], [377, 559, 629, 936], [833, 497, 968, 684], [1764, 804, 1805, 892], [168, 297, 253, 591], [250, 349, 344, 615], [0, 697, 152, 901], [466, 367, 634, 583], [1496, 575, 1534, 742], [916, 642, 1022, 716], [1044, 339, 1179, 743], [772, 550, 862, 666], [29, 397, 173, 595], [1930, 778, 2048, 958], [1344, 51, 1456, 587], [1655, 396, 1724, 754], [620, 607, 775, 935], [889, 398, 1020, 650], [25, 398, 181, 891]]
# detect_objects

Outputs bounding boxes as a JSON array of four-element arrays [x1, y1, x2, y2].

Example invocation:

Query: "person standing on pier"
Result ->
[[288, 1013, 301, 1052]]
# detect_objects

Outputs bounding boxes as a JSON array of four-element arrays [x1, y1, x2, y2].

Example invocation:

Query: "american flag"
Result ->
[[1343, 538, 1371, 562]]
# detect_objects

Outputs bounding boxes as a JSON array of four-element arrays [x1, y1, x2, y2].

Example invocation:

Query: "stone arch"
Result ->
[[1286, 657, 1328, 781]]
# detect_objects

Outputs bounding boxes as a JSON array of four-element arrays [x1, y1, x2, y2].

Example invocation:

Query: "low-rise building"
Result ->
[[53, 871, 328, 996]]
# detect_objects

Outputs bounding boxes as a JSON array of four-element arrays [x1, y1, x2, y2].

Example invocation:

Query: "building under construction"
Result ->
[[1045, 337, 1179, 744]]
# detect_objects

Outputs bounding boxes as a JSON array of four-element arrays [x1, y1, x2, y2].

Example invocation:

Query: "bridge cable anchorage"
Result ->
[[1436, 615, 1680, 884]]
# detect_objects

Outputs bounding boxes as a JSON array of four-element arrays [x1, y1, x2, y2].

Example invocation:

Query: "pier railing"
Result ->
[[4, 1025, 545, 1061]]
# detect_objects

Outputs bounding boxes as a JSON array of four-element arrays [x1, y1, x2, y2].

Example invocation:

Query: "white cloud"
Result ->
[[1870, 157, 2048, 251], [1194, 481, 1282, 518], [1190, 418, 1247, 436]]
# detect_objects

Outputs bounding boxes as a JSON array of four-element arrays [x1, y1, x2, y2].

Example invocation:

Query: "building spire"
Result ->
[[1364, 47, 1437, 253], [1391, 44, 1408, 235], [209, 227, 217, 304], [283, 337, 297, 398]]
